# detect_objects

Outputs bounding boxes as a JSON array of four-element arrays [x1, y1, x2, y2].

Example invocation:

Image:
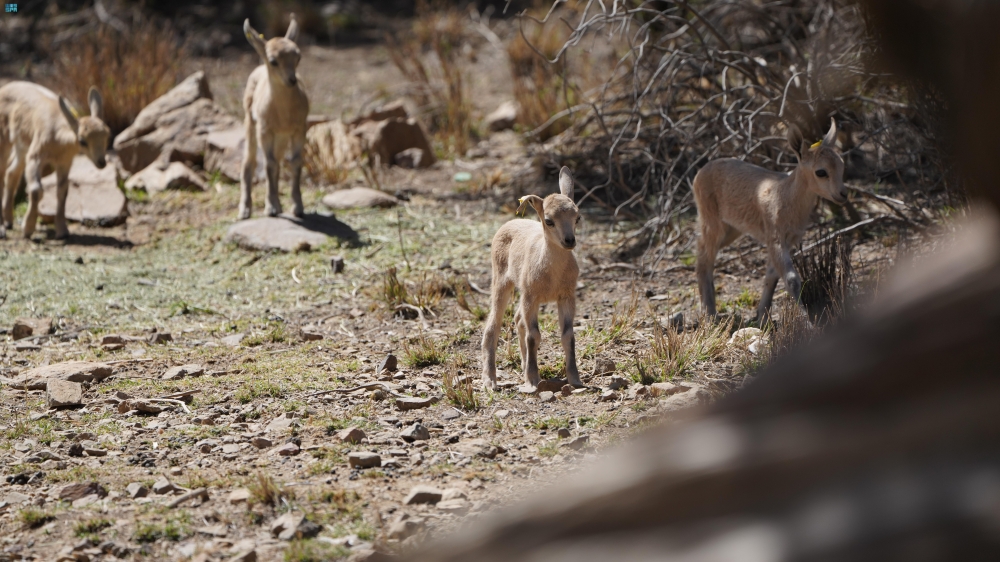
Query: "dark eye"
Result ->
[[269, 59, 278, 67], [815, 169, 828, 178], [544, 219, 555, 227], [79, 139, 87, 148]]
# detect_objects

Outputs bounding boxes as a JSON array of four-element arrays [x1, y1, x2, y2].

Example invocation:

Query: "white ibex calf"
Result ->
[[481, 167, 582, 393], [240, 15, 309, 220], [693, 118, 846, 319], [0, 82, 109, 239]]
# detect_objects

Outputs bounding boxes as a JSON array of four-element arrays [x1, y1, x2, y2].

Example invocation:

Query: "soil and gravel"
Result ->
[[0, 29, 928, 562]]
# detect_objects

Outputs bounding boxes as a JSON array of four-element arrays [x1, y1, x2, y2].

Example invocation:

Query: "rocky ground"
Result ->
[[0, 22, 933, 562]]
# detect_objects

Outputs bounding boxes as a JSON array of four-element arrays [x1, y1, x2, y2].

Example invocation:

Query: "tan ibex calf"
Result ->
[[0, 82, 109, 239], [240, 15, 309, 220], [481, 167, 582, 393], [693, 119, 846, 319]]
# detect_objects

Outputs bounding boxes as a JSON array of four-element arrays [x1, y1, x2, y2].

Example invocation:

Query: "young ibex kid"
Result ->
[[240, 15, 309, 220], [0, 82, 109, 239], [693, 118, 846, 319], [481, 167, 582, 393]]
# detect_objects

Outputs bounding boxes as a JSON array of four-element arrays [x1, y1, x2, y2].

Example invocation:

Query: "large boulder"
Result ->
[[225, 216, 332, 253], [354, 117, 436, 168], [125, 161, 206, 193], [113, 72, 240, 174], [9, 361, 113, 390], [204, 127, 266, 183], [321, 187, 400, 210], [38, 156, 127, 227]]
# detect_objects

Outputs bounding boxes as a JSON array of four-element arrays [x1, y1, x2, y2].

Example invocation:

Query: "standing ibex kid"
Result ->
[[693, 118, 846, 319], [0, 82, 109, 239], [240, 15, 309, 220], [481, 167, 582, 393]]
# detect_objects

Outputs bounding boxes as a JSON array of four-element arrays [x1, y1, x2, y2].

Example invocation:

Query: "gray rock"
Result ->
[[204, 126, 265, 183], [536, 379, 566, 393], [225, 216, 331, 253], [38, 155, 127, 227], [126, 482, 148, 499], [230, 549, 258, 562], [330, 255, 345, 273], [221, 333, 245, 347], [321, 187, 399, 210], [46, 379, 83, 409], [10, 361, 113, 390], [400, 423, 430, 442], [352, 117, 437, 169], [599, 389, 620, 402], [250, 436, 273, 449], [404, 485, 444, 505], [125, 161, 207, 193], [650, 382, 688, 398], [3, 491, 30, 504], [275, 442, 300, 456], [336, 427, 366, 444], [148, 332, 173, 344], [378, 354, 398, 374], [387, 513, 424, 540], [659, 384, 712, 411], [593, 357, 617, 377], [12, 317, 52, 340], [228, 488, 251, 504], [348, 452, 381, 469], [270, 512, 321, 540], [59, 482, 106, 501], [162, 364, 204, 380], [152, 478, 176, 495], [457, 439, 499, 459], [562, 435, 590, 451], [669, 311, 684, 331], [485, 100, 518, 132], [393, 147, 428, 169], [538, 391, 556, 403], [265, 413, 299, 433], [607, 376, 629, 390], [395, 396, 438, 411]]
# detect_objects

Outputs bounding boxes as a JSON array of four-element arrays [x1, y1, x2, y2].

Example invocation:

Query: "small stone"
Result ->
[[222, 444, 241, 454], [321, 187, 399, 210], [228, 488, 251, 504], [130, 400, 166, 414], [669, 311, 684, 331], [148, 332, 173, 345], [162, 364, 204, 380], [11, 320, 33, 340], [393, 147, 428, 169], [275, 442, 300, 456], [607, 376, 629, 390], [557, 428, 571, 438], [495, 409, 510, 419], [68, 442, 85, 457], [40, 460, 66, 470], [599, 390, 619, 402], [84, 447, 107, 457], [101, 334, 124, 346], [14, 341, 40, 351], [395, 396, 438, 411], [457, 438, 499, 459], [270, 512, 320, 540], [628, 384, 650, 399], [152, 478, 176, 495], [484, 100, 518, 132], [560, 384, 574, 396], [72, 494, 100, 508], [230, 549, 257, 562], [535, 379, 566, 393], [387, 513, 424, 540], [330, 256, 345, 273], [538, 391, 555, 403], [265, 413, 299, 433], [442, 488, 467, 501], [336, 427, 366, 444], [650, 382, 687, 397], [126, 483, 148, 499], [436, 499, 469, 514], [659, 384, 712, 411], [196, 524, 229, 537], [593, 357, 616, 377], [221, 333, 245, 347], [404, 485, 444, 505], [300, 330, 323, 341], [442, 409, 462, 421], [378, 354, 398, 374], [3, 491, 30, 504], [47, 379, 83, 409], [348, 452, 381, 469], [59, 482, 106, 501], [400, 423, 430, 442], [250, 436, 273, 449]]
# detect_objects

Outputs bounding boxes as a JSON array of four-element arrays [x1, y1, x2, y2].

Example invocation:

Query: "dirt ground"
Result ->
[[0, 33, 931, 562]]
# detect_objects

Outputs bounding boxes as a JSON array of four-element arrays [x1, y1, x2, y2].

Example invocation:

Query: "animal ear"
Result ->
[[244, 19, 267, 60], [58, 97, 79, 132], [87, 87, 103, 120], [558, 166, 574, 198], [515, 195, 544, 218], [786, 123, 804, 160], [285, 14, 300, 42], [821, 117, 838, 147]]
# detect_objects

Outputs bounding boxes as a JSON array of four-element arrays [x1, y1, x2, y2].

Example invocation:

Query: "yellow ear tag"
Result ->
[[810, 140, 822, 150], [516, 196, 528, 216], [69, 107, 79, 119]]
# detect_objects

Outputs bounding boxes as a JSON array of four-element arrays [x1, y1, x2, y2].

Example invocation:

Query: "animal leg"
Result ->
[[263, 132, 282, 217], [695, 218, 724, 317], [238, 117, 257, 220], [779, 244, 803, 303], [558, 297, 581, 387], [756, 264, 781, 322], [519, 297, 542, 393], [480, 279, 513, 390], [289, 136, 305, 218], [3, 150, 24, 230], [514, 308, 527, 369], [54, 168, 70, 240], [720, 223, 741, 248], [21, 155, 42, 239]]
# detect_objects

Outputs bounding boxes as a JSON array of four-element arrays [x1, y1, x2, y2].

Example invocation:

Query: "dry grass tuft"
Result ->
[[248, 472, 288, 509], [403, 332, 447, 368], [444, 365, 480, 410], [387, 1, 476, 155], [51, 18, 183, 135], [631, 313, 734, 383], [794, 233, 855, 323]]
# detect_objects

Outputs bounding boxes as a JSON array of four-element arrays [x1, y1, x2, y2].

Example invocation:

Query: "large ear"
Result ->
[[821, 117, 838, 147], [244, 19, 267, 60], [515, 195, 545, 218], [87, 87, 103, 120], [58, 97, 79, 132], [786, 123, 806, 161], [558, 166, 574, 198], [285, 13, 300, 42]]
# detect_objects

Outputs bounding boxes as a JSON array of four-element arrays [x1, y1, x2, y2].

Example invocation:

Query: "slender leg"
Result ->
[[3, 150, 24, 229], [238, 117, 257, 220], [480, 278, 513, 390], [54, 168, 70, 240], [263, 133, 282, 217], [21, 155, 41, 239], [756, 264, 780, 322], [289, 135, 305, 218], [558, 296, 581, 387], [695, 218, 724, 317], [778, 244, 802, 303], [519, 297, 542, 393], [0, 145, 12, 239], [514, 308, 527, 368]]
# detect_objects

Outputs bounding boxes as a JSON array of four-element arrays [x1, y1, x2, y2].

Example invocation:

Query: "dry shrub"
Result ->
[[794, 233, 855, 323], [303, 135, 350, 186], [51, 18, 183, 135], [444, 365, 480, 410], [633, 313, 733, 383], [248, 472, 288, 508], [387, 1, 476, 155]]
